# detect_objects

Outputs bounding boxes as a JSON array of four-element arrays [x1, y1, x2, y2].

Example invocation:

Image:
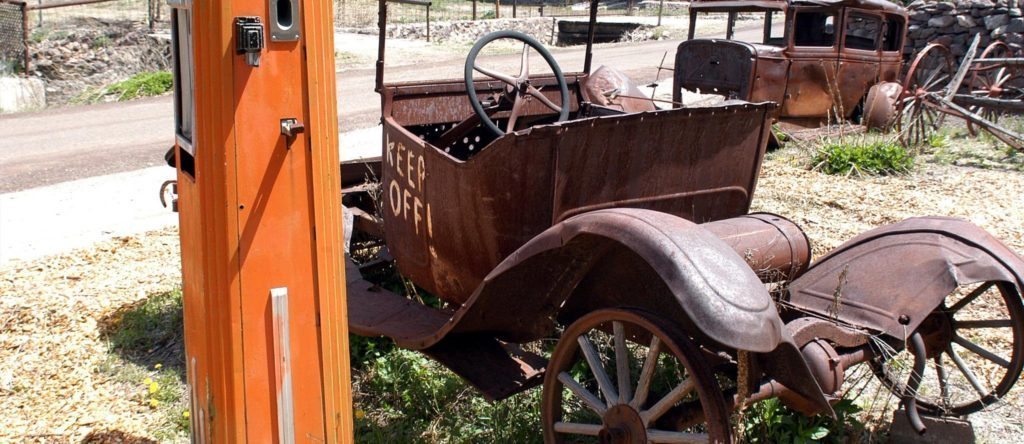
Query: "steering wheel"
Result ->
[[465, 30, 570, 137]]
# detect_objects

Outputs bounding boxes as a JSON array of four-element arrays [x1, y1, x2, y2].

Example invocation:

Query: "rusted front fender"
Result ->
[[787, 217, 1024, 339], [445, 208, 787, 352], [449, 208, 829, 412]]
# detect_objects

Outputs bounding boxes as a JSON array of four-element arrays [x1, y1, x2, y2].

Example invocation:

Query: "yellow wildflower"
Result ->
[[155, 363, 163, 370], [183, 411, 191, 419], [355, 410, 366, 420], [149, 398, 160, 408], [149, 381, 160, 394], [143, 377, 152, 385]]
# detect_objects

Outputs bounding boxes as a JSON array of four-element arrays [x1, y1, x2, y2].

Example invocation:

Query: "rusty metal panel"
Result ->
[[835, 54, 880, 116], [781, 52, 839, 118], [674, 39, 757, 101], [381, 114, 558, 303], [551, 103, 775, 224], [878, 52, 902, 83], [786, 217, 1024, 339], [382, 86, 776, 306], [835, 10, 886, 115], [750, 55, 790, 104]]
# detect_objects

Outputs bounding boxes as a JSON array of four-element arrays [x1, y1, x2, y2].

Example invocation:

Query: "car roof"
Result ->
[[690, 0, 907, 15]]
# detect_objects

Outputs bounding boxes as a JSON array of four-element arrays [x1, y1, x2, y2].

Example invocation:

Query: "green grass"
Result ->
[[77, 71, 174, 104], [927, 131, 950, 150], [812, 138, 914, 176], [739, 398, 864, 444], [354, 347, 542, 443], [90, 34, 114, 49], [100, 290, 189, 441], [105, 71, 174, 101], [97, 285, 872, 442]]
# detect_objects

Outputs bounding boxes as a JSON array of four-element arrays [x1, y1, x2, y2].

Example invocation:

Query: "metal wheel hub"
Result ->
[[599, 404, 647, 444]]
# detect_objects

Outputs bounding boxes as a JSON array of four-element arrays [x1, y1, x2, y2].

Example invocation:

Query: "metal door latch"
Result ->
[[235, 17, 265, 67], [280, 118, 305, 141]]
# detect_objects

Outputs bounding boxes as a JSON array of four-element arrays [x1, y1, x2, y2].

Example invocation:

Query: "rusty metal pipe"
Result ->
[[838, 346, 873, 369], [739, 380, 824, 416], [905, 332, 928, 435], [702, 213, 811, 283]]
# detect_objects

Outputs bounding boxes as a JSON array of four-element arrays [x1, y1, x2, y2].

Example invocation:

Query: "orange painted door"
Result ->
[[231, 0, 328, 441]]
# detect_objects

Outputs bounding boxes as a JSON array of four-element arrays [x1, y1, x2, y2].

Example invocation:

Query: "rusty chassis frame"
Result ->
[[340, 0, 1024, 441]]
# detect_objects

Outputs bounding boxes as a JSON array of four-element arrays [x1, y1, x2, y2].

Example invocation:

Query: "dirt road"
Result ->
[[0, 27, 760, 193]]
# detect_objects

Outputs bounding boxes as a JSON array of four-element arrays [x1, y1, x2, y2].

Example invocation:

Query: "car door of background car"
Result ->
[[836, 9, 884, 118], [878, 13, 907, 83], [782, 6, 840, 120]]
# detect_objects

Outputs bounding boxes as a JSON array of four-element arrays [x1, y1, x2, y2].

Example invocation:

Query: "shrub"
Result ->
[[812, 139, 914, 176], [105, 71, 174, 101], [740, 398, 864, 444], [927, 132, 949, 149], [355, 349, 542, 443], [76, 71, 174, 104]]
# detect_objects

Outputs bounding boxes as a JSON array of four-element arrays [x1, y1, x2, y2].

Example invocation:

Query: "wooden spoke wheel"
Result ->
[[898, 44, 954, 147], [871, 281, 1024, 416], [967, 41, 1018, 137], [542, 309, 730, 444]]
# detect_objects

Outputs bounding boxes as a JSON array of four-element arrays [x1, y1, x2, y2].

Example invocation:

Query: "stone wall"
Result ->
[[29, 18, 171, 106], [385, 17, 559, 44], [905, 0, 1023, 60]]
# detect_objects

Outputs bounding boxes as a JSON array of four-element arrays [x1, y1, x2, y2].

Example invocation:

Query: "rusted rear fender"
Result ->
[[787, 217, 1024, 339], [445, 208, 787, 353]]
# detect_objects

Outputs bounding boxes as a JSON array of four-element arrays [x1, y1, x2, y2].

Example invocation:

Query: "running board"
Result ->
[[346, 258, 547, 401]]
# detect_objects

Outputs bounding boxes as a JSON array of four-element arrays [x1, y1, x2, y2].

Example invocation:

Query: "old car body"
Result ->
[[339, 1, 1024, 441], [677, 0, 908, 126]]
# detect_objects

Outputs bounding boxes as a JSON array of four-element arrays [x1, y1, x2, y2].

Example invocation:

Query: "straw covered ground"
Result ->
[[1, 122, 1022, 442]]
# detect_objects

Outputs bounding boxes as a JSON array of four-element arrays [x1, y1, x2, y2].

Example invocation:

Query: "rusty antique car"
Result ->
[[341, 1, 1024, 442], [676, 0, 908, 130]]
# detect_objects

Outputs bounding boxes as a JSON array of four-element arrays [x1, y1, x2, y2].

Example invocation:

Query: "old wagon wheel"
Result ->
[[465, 30, 570, 137], [542, 309, 730, 444], [871, 281, 1024, 416], [967, 41, 1016, 136], [898, 44, 954, 146]]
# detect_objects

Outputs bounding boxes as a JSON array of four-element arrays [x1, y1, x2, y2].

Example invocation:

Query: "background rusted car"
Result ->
[[676, 0, 908, 129], [342, 1, 1024, 442]]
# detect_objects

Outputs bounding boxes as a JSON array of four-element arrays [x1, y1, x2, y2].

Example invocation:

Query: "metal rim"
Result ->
[[969, 41, 1014, 97], [871, 281, 1024, 416], [898, 44, 954, 147], [464, 30, 571, 138], [541, 308, 731, 444], [967, 41, 1014, 137]]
